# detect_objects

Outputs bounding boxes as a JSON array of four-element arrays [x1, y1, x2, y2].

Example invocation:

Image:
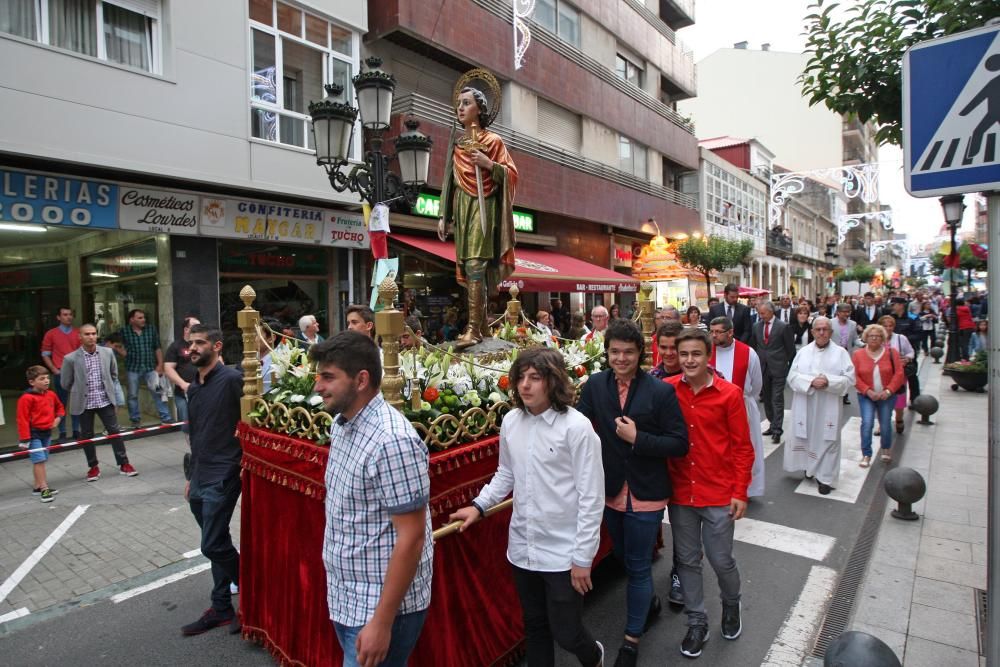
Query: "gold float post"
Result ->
[[639, 282, 654, 371], [505, 284, 521, 326], [238, 285, 262, 423], [375, 276, 405, 411]]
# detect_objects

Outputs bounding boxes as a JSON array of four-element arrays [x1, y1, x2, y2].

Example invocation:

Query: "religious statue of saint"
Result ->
[[437, 70, 518, 348]]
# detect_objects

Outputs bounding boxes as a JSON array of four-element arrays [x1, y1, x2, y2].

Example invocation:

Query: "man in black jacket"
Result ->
[[577, 320, 689, 667], [709, 284, 752, 343], [889, 297, 922, 401], [853, 292, 883, 332], [752, 301, 796, 444]]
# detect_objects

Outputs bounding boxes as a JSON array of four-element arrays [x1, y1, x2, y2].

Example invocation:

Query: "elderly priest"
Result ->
[[783, 317, 856, 495]]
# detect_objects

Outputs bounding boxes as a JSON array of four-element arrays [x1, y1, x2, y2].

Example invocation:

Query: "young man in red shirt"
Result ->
[[40, 306, 80, 440], [665, 328, 755, 659]]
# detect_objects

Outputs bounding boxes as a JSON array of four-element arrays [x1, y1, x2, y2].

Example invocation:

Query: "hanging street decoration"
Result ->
[[513, 0, 535, 70]]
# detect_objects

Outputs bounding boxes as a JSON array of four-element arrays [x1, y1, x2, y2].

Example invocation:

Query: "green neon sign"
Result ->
[[413, 193, 535, 234]]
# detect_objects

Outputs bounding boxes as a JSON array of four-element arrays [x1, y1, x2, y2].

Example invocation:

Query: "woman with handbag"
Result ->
[[852, 324, 906, 467], [879, 315, 915, 435]]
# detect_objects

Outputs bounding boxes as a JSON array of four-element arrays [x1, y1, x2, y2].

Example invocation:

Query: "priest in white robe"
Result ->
[[784, 316, 856, 495], [709, 316, 765, 497]]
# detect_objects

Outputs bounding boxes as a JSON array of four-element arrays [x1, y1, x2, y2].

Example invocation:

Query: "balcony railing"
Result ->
[[767, 229, 794, 256], [705, 220, 765, 251]]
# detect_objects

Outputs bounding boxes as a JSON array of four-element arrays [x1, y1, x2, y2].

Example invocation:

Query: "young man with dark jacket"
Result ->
[[577, 319, 689, 667]]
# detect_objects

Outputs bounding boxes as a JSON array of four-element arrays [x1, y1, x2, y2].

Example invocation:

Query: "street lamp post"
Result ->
[[940, 194, 966, 363], [824, 239, 838, 295], [309, 56, 432, 208]]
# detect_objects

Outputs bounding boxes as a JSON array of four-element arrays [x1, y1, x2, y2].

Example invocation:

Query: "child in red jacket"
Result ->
[[16, 365, 65, 502]]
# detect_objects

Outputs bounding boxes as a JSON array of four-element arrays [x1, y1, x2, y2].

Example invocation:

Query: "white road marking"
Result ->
[[182, 548, 202, 559], [662, 515, 836, 562], [762, 565, 839, 666], [0, 505, 89, 605], [111, 563, 211, 604], [794, 417, 871, 504], [0, 607, 30, 624]]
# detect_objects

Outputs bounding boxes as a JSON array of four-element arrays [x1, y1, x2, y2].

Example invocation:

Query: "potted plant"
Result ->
[[944, 351, 988, 393]]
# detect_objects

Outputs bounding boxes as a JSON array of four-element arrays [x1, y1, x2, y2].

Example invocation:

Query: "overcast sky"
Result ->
[[675, 0, 977, 245]]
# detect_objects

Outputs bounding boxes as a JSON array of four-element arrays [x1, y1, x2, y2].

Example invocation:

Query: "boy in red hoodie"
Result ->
[[17, 365, 65, 502]]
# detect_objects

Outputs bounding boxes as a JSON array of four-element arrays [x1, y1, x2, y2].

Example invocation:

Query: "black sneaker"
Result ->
[[668, 570, 685, 606], [612, 641, 638, 667], [33, 487, 59, 495], [181, 608, 234, 636], [40, 488, 55, 503], [721, 601, 742, 639], [644, 594, 662, 631], [680, 626, 709, 658]]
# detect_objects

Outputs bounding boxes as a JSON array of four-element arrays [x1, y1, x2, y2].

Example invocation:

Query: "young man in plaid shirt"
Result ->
[[311, 332, 433, 667]]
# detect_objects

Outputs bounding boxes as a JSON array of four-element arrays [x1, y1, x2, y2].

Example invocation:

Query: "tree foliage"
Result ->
[[801, 0, 1000, 146], [928, 243, 986, 276], [675, 236, 755, 295], [842, 261, 877, 283]]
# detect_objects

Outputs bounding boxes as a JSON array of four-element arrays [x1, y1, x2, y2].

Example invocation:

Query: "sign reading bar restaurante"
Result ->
[[413, 192, 536, 234]]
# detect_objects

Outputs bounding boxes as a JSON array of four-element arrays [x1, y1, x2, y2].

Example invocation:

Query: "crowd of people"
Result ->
[[12, 282, 988, 665]]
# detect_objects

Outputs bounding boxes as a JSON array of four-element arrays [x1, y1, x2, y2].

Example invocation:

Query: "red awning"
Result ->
[[392, 234, 639, 294]]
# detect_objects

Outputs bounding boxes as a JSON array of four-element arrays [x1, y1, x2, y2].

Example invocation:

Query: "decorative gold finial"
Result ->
[[378, 276, 399, 309], [639, 282, 653, 300], [509, 284, 519, 301], [240, 285, 257, 309]]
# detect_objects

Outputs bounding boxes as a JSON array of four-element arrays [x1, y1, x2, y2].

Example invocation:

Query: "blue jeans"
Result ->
[[333, 609, 428, 667], [174, 392, 189, 432], [858, 393, 894, 457], [189, 474, 242, 613], [604, 504, 664, 637], [51, 373, 80, 437], [126, 370, 171, 424]]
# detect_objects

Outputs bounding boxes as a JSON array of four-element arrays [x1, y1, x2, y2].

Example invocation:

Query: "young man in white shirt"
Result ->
[[451, 347, 605, 667]]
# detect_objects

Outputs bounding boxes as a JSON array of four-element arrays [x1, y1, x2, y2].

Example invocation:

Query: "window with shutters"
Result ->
[[537, 98, 581, 152], [0, 0, 162, 74]]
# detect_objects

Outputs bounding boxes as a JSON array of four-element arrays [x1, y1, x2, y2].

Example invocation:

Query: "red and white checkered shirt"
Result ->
[[83, 349, 111, 410]]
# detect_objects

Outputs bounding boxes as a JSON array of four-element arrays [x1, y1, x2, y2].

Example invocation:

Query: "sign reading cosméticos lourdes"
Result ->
[[118, 187, 200, 235]]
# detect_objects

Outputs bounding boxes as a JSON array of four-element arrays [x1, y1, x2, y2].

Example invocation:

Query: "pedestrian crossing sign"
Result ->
[[903, 23, 1000, 197]]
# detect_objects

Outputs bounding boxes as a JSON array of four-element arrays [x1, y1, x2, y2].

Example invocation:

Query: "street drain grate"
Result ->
[[976, 588, 987, 656], [809, 418, 912, 659]]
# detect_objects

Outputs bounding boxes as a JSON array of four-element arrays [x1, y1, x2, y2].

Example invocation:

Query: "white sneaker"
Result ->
[[230, 583, 239, 595]]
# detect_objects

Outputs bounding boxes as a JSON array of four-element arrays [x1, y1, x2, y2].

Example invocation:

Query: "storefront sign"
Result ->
[[118, 188, 200, 235], [218, 242, 328, 275], [199, 198, 322, 245], [0, 169, 117, 228], [412, 192, 536, 233], [323, 211, 369, 249], [613, 241, 634, 268]]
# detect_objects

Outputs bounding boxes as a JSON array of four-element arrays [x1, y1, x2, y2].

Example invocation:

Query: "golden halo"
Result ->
[[453, 68, 502, 129]]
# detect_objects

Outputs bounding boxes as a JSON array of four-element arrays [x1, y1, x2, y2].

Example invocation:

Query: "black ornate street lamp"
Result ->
[[940, 194, 966, 363], [309, 57, 432, 207]]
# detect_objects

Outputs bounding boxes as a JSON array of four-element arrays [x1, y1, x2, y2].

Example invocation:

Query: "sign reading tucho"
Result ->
[[323, 210, 369, 249]]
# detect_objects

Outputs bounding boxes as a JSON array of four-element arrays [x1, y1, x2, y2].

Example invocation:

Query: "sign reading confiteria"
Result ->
[[199, 198, 325, 244], [118, 187, 199, 235]]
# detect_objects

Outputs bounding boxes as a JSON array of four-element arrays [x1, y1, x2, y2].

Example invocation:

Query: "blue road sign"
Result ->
[[903, 24, 1000, 197]]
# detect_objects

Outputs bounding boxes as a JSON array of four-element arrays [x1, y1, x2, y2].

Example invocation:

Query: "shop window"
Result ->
[[0, 262, 69, 391], [218, 241, 330, 364], [1, 0, 162, 74], [82, 239, 160, 348], [535, 0, 580, 48], [249, 0, 359, 151]]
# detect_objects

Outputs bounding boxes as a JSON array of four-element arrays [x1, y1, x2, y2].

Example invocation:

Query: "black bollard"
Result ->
[[884, 468, 926, 521], [911, 394, 939, 425], [824, 630, 902, 667], [929, 346, 944, 363]]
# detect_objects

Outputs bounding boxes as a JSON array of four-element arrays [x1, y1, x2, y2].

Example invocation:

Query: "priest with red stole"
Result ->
[[709, 316, 766, 497]]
